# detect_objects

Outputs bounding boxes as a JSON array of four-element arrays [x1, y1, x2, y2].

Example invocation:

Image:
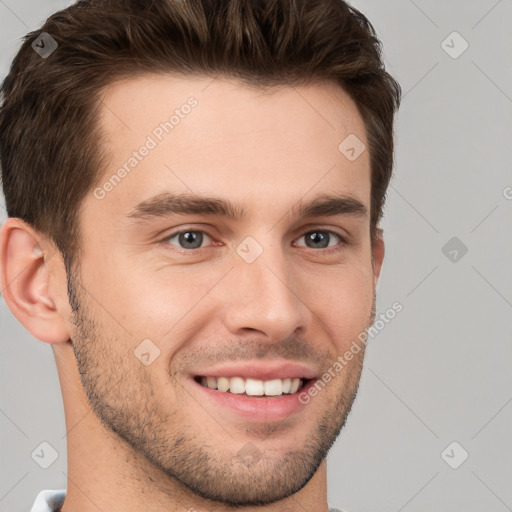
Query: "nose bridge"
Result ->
[[222, 236, 308, 338]]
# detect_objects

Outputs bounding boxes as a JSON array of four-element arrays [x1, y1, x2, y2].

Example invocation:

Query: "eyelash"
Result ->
[[160, 228, 349, 254]]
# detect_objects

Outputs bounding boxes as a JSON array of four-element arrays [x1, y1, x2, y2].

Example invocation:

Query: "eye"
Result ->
[[163, 230, 213, 250], [295, 230, 346, 251], [160, 228, 347, 253]]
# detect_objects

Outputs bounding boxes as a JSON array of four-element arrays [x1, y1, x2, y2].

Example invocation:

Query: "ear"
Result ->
[[371, 228, 385, 285], [0, 218, 71, 344]]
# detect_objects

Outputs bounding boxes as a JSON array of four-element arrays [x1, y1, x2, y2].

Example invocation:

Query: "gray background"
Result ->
[[1, 1, 511, 511]]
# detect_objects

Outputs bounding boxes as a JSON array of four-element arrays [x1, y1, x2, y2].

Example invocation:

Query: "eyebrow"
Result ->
[[125, 192, 368, 222]]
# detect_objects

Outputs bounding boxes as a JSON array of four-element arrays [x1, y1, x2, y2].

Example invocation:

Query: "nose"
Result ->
[[219, 241, 310, 341]]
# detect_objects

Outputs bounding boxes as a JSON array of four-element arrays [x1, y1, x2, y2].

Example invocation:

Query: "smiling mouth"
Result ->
[[193, 375, 311, 397]]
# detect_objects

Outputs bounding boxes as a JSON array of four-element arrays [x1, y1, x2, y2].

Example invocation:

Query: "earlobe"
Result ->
[[0, 218, 70, 344]]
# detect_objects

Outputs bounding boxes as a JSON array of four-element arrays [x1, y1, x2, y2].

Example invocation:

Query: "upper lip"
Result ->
[[190, 360, 318, 381]]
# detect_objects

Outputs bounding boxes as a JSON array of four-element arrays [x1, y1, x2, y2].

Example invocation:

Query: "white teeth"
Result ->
[[197, 376, 304, 396], [264, 379, 283, 396], [289, 378, 300, 393], [229, 377, 245, 394], [245, 378, 264, 396], [217, 376, 230, 392]]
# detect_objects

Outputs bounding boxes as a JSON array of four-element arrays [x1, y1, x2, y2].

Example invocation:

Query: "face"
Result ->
[[67, 74, 382, 506]]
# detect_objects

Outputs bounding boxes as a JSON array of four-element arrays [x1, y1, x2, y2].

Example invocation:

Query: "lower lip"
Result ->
[[190, 378, 317, 422]]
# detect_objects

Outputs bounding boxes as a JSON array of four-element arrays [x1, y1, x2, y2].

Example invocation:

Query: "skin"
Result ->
[[0, 75, 384, 512]]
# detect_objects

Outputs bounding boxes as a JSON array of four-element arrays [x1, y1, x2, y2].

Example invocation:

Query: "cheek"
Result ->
[[86, 243, 375, 346], [310, 264, 374, 344], [106, 262, 221, 342]]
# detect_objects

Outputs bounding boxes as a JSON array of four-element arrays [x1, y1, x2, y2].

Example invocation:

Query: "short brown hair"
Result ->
[[0, 0, 401, 269]]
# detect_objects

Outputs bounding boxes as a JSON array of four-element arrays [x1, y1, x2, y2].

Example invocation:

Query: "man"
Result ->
[[0, 0, 401, 511]]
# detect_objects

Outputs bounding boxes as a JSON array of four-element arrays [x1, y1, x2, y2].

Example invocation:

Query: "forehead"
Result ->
[[92, 73, 370, 221]]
